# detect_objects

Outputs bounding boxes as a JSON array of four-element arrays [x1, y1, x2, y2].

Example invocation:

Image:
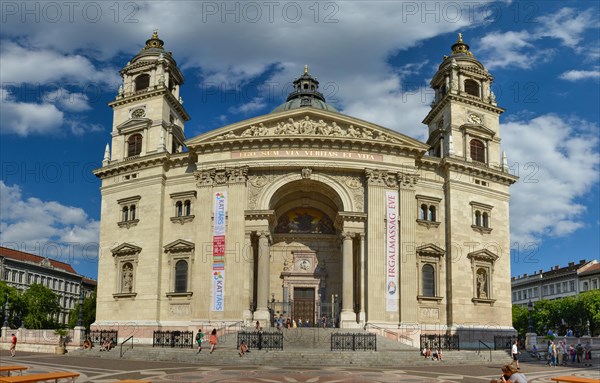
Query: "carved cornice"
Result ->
[[416, 244, 445, 257], [170, 215, 195, 225], [245, 210, 275, 221], [439, 157, 518, 186], [93, 152, 169, 179], [164, 239, 195, 254], [194, 166, 249, 187], [117, 219, 139, 229], [471, 297, 496, 306]]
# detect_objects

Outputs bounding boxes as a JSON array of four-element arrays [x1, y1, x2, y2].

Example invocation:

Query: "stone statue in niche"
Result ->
[[122, 264, 133, 293], [477, 269, 487, 298]]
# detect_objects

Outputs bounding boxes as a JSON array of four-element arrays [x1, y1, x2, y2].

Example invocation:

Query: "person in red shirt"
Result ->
[[10, 333, 17, 357]]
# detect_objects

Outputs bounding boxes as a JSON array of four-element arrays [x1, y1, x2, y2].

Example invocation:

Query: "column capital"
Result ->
[[365, 168, 397, 187], [397, 172, 419, 189], [341, 231, 355, 240]]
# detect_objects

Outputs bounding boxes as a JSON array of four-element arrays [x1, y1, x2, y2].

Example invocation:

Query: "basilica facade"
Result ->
[[93, 32, 518, 345]]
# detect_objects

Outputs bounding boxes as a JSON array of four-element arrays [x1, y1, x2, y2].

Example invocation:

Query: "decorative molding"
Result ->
[[416, 244, 445, 257], [117, 195, 141, 205], [471, 225, 493, 234], [227, 166, 249, 183], [416, 219, 441, 229], [417, 296, 443, 303], [170, 215, 195, 225], [194, 166, 249, 186], [117, 219, 139, 229], [471, 297, 496, 306], [112, 292, 137, 299], [166, 292, 193, 300], [111, 243, 142, 257], [301, 168, 312, 179], [365, 169, 392, 186], [467, 249, 499, 263], [469, 201, 494, 210], [194, 169, 215, 187], [397, 172, 420, 189], [164, 239, 195, 254]]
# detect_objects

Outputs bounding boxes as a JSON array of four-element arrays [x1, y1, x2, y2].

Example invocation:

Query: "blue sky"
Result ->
[[1, 1, 598, 280]]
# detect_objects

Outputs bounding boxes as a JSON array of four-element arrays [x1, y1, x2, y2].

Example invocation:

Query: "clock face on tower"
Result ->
[[131, 108, 145, 118]]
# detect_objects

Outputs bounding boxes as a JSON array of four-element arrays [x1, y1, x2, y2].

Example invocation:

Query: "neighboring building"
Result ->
[[93, 32, 518, 344], [511, 259, 600, 305], [0, 246, 97, 325]]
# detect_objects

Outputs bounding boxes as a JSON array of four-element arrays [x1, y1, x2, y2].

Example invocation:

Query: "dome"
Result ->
[[272, 66, 338, 113]]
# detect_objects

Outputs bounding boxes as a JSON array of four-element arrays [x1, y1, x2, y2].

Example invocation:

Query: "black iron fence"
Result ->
[[85, 330, 118, 346], [267, 301, 341, 328], [494, 335, 525, 351], [237, 331, 284, 350], [419, 334, 460, 351], [152, 330, 194, 348], [331, 333, 377, 351]]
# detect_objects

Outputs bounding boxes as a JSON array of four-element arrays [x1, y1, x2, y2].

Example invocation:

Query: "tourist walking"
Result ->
[[584, 341, 592, 366], [195, 328, 204, 353], [511, 340, 520, 369], [209, 328, 218, 354], [9, 333, 17, 357]]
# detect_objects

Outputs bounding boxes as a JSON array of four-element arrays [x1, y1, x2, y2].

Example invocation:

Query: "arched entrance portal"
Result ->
[[269, 180, 341, 327]]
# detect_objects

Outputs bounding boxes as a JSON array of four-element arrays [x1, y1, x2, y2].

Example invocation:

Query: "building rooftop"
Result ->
[[0, 246, 78, 274]]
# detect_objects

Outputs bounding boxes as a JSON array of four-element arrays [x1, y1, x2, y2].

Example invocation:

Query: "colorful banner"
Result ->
[[212, 191, 227, 311], [386, 191, 398, 312]]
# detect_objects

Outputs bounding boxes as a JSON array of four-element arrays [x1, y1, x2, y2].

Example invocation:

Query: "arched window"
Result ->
[[470, 139, 485, 163], [303, 84, 308, 89], [428, 206, 436, 222], [122, 206, 129, 222], [475, 210, 481, 226], [482, 212, 489, 228], [422, 264, 435, 297], [184, 200, 191, 216], [464, 79, 479, 97], [176, 201, 183, 217], [134, 74, 150, 92], [129, 205, 136, 220], [128, 134, 143, 157], [122, 262, 133, 293], [420, 204, 428, 220], [175, 260, 188, 293]]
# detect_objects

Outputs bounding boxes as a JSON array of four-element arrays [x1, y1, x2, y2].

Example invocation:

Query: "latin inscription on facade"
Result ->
[[232, 150, 383, 161]]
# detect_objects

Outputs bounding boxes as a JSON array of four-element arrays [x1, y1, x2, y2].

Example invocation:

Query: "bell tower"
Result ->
[[105, 31, 190, 163], [423, 34, 504, 169]]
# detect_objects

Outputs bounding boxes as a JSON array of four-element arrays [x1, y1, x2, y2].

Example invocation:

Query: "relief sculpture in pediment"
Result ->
[[212, 116, 402, 143]]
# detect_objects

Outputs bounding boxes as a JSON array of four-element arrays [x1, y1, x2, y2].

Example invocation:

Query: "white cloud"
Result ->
[[0, 41, 119, 86], [43, 88, 92, 112], [0, 88, 64, 136], [478, 7, 598, 70], [559, 69, 600, 81], [502, 114, 600, 245], [228, 97, 268, 115], [0, 181, 100, 262]]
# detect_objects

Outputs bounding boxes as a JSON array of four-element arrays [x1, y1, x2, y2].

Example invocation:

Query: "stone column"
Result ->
[[398, 173, 419, 323], [465, 132, 470, 160], [340, 232, 356, 327], [358, 233, 366, 324], [254, 231, 271, 324], [243, 231, 253, 321]]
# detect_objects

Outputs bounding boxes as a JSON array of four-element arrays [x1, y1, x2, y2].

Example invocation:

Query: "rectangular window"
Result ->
[[518, 291, 522, 300], [570, 281, 575, 291], [543, 286, 548, 296], [556, 284, 561, 293], [512, 292, 517, 301], [549, 285, 555, 295]]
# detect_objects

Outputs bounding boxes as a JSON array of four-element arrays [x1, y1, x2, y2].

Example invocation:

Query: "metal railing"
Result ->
[[478, 340, 492, 362], [152, 330, 194, 348], [419, 334, 460, 351], [120, 335, 134, 358], [364, 323, 414, 348], [86, 330, 118, 347], [331, 333, 376, 351], [237, 331, 284, 351]]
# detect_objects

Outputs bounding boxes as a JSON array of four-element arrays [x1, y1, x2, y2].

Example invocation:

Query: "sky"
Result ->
[[0, 0, 598, 280]]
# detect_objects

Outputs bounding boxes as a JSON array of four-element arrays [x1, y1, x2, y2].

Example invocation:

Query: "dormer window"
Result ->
[[464, 79, 479, 97], [470, 139, 485, 163], [134, 74, 150, 92], [127, 134, 143, 157]]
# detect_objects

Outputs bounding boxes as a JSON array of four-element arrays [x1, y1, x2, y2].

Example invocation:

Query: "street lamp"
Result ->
[[527, 300, 534, 333], [2, 293, 9, 328], [77, 281, 84, 327]]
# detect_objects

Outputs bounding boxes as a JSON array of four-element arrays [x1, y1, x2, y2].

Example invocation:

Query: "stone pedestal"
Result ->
[[253, 309, 270, 328], [340, 311, 360, 329], [525, 332, 537, 350]]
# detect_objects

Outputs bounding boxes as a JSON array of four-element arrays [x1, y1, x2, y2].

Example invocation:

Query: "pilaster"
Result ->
[[398, 172, 419, 323]]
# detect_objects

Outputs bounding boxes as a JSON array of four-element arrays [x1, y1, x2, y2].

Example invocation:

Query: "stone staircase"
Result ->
[[69, 328, 512, 367]]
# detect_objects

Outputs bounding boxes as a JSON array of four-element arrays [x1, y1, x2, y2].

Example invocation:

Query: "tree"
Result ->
[[21, 284, 61, 329], [67, 291, 96, 330], [0, 281, 22, 328], [512, 304, 529, 336], [579, 290, 600, 335]]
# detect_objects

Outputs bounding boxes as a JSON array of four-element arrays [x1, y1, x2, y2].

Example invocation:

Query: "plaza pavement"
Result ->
[[1, 349, 599, 383]]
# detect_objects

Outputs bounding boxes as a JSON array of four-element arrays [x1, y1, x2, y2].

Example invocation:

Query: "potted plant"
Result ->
[[54, 328, 69, 354]]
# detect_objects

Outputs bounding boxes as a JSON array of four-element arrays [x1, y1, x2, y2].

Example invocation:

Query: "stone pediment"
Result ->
[[467, 249, 499, 263], [116, 118, 152, 133], [416, 244, 445, 257], [460, 123, 495, 137], [186, 108, 428, 153], [164, 239, 195, 253], [111, 243, 142, 256]]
